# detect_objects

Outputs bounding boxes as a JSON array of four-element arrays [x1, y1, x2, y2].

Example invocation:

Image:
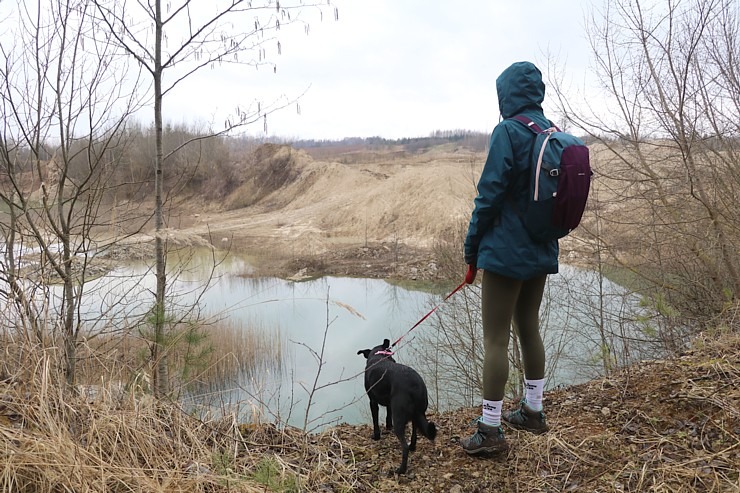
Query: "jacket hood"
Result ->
[[496, 61, 545, 118]]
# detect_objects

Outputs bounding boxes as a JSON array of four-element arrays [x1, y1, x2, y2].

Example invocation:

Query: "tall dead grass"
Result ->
[[0, 358, 246, 492], [70, 318, 283, 398], [0, 350, 364, 492]]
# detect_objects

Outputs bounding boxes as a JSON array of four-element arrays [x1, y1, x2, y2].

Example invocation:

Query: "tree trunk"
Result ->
[[153, 0, 169, 397]]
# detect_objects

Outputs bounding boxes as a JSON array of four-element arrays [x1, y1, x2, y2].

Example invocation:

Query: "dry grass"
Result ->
[[0, 368, 248, 492], [73, 318, 283, 397], [0, 362, 364, 492], [0, 329, 737, 492]]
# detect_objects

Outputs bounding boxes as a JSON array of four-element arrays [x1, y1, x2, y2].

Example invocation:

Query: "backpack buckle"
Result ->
[[549, 169, 560, 177]]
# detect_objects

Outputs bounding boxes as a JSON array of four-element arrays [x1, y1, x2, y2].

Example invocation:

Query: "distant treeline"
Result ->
[[284, 129, 491, 152], [281, 128, 606, 152]]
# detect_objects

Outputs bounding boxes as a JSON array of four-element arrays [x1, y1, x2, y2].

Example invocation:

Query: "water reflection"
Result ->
[[184, 262, 649, 431], [187, 274, 434, 431]]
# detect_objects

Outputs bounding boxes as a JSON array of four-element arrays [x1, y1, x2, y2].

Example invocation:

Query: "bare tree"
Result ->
[[0, 0, 147, 388], [90, 0, 336, 396], [550, 0, 739, 340]]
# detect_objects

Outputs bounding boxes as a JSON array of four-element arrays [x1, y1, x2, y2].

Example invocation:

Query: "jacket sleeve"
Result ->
[[464, 123, 516, 265]]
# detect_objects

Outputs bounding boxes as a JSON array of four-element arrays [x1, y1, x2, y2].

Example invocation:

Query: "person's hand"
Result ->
[[465, 264, 477, 284]]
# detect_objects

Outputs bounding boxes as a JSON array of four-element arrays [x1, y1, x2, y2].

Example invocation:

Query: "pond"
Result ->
[[188, 274, 436, 432], [31, 249, 652, 432]]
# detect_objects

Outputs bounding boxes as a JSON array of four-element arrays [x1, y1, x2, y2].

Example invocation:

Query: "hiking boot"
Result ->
[[460, 419, 509, 455], [502, 400, 549, 434]]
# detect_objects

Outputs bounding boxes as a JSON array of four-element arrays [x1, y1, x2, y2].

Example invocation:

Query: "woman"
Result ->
[[461, 61, 554, 455]]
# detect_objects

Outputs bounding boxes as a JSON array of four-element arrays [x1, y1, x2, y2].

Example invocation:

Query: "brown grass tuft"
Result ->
[[0, 361, 365, 492]]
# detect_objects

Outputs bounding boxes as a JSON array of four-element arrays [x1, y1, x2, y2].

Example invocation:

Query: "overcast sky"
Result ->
[[161, 1, 601, 141], [3, 0, 599, 141]]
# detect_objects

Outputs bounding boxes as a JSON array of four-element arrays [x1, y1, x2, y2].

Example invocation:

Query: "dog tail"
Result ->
[[417, 416, 437, 441]]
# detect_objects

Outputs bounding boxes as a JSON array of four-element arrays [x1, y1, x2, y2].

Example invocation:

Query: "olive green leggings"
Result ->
[[481, 270, 547, 401]]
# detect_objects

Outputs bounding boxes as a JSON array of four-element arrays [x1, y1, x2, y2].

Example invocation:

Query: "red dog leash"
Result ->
[[390, 265, 477, 349]]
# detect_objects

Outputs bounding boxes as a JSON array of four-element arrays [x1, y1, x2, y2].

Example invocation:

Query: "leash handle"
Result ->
[[390, 278, 468, 348]]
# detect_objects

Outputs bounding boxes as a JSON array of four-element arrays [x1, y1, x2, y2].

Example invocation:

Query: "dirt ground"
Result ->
[[1, 331, 735, 492], [317, 330, 739, 492]]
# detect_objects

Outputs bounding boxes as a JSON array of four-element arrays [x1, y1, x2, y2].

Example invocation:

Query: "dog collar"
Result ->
[[375, 350, 393, 356]]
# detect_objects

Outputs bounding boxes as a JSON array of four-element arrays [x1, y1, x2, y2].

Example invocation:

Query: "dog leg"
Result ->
[[393, 423, 409, 475], [409, 420, 418, 452], [370, 399, 381, 440], [385, 408, 393, 431]]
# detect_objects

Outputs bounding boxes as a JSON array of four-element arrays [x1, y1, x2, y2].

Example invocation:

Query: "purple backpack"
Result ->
[[510, 115, 592, 242]]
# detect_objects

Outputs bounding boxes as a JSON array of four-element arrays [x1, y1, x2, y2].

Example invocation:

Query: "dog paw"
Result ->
[[372, 433, 381, 441]]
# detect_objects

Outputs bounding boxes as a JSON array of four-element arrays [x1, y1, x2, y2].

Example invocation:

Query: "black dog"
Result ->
[[357, 339, 437, 474]]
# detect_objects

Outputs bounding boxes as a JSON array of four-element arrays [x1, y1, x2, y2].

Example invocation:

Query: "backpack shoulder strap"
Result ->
[[510, 115, 544, 134], [510, 115, 561, 133]]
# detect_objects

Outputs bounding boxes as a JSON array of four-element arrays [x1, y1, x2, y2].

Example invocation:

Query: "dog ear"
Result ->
[[382, 339, 390, 349], [357, 349, 370, 359]]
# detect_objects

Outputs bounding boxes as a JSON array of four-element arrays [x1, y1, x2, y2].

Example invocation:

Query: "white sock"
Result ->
[[481, 399, 502, 427], [525, 378, 545, 411]]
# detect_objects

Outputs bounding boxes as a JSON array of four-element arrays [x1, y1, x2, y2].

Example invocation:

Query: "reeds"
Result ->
[[0, 351, 364, 492], [71, 317, 284, 398]]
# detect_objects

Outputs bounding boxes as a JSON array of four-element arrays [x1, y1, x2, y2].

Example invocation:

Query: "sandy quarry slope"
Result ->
[[148, 144, 484, 277], [195, 144, 479, 249], [117, 142, 599, 280]]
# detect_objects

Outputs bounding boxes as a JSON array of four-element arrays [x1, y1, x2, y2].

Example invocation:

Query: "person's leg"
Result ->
[[481, 270, 522, 405], [462, 270, 521, 454], [503, 274, 550, 433], [513, 274, 547, 380]]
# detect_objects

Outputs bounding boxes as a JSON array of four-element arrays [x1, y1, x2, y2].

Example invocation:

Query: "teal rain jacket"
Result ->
[[464, 61, 559, 280]]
